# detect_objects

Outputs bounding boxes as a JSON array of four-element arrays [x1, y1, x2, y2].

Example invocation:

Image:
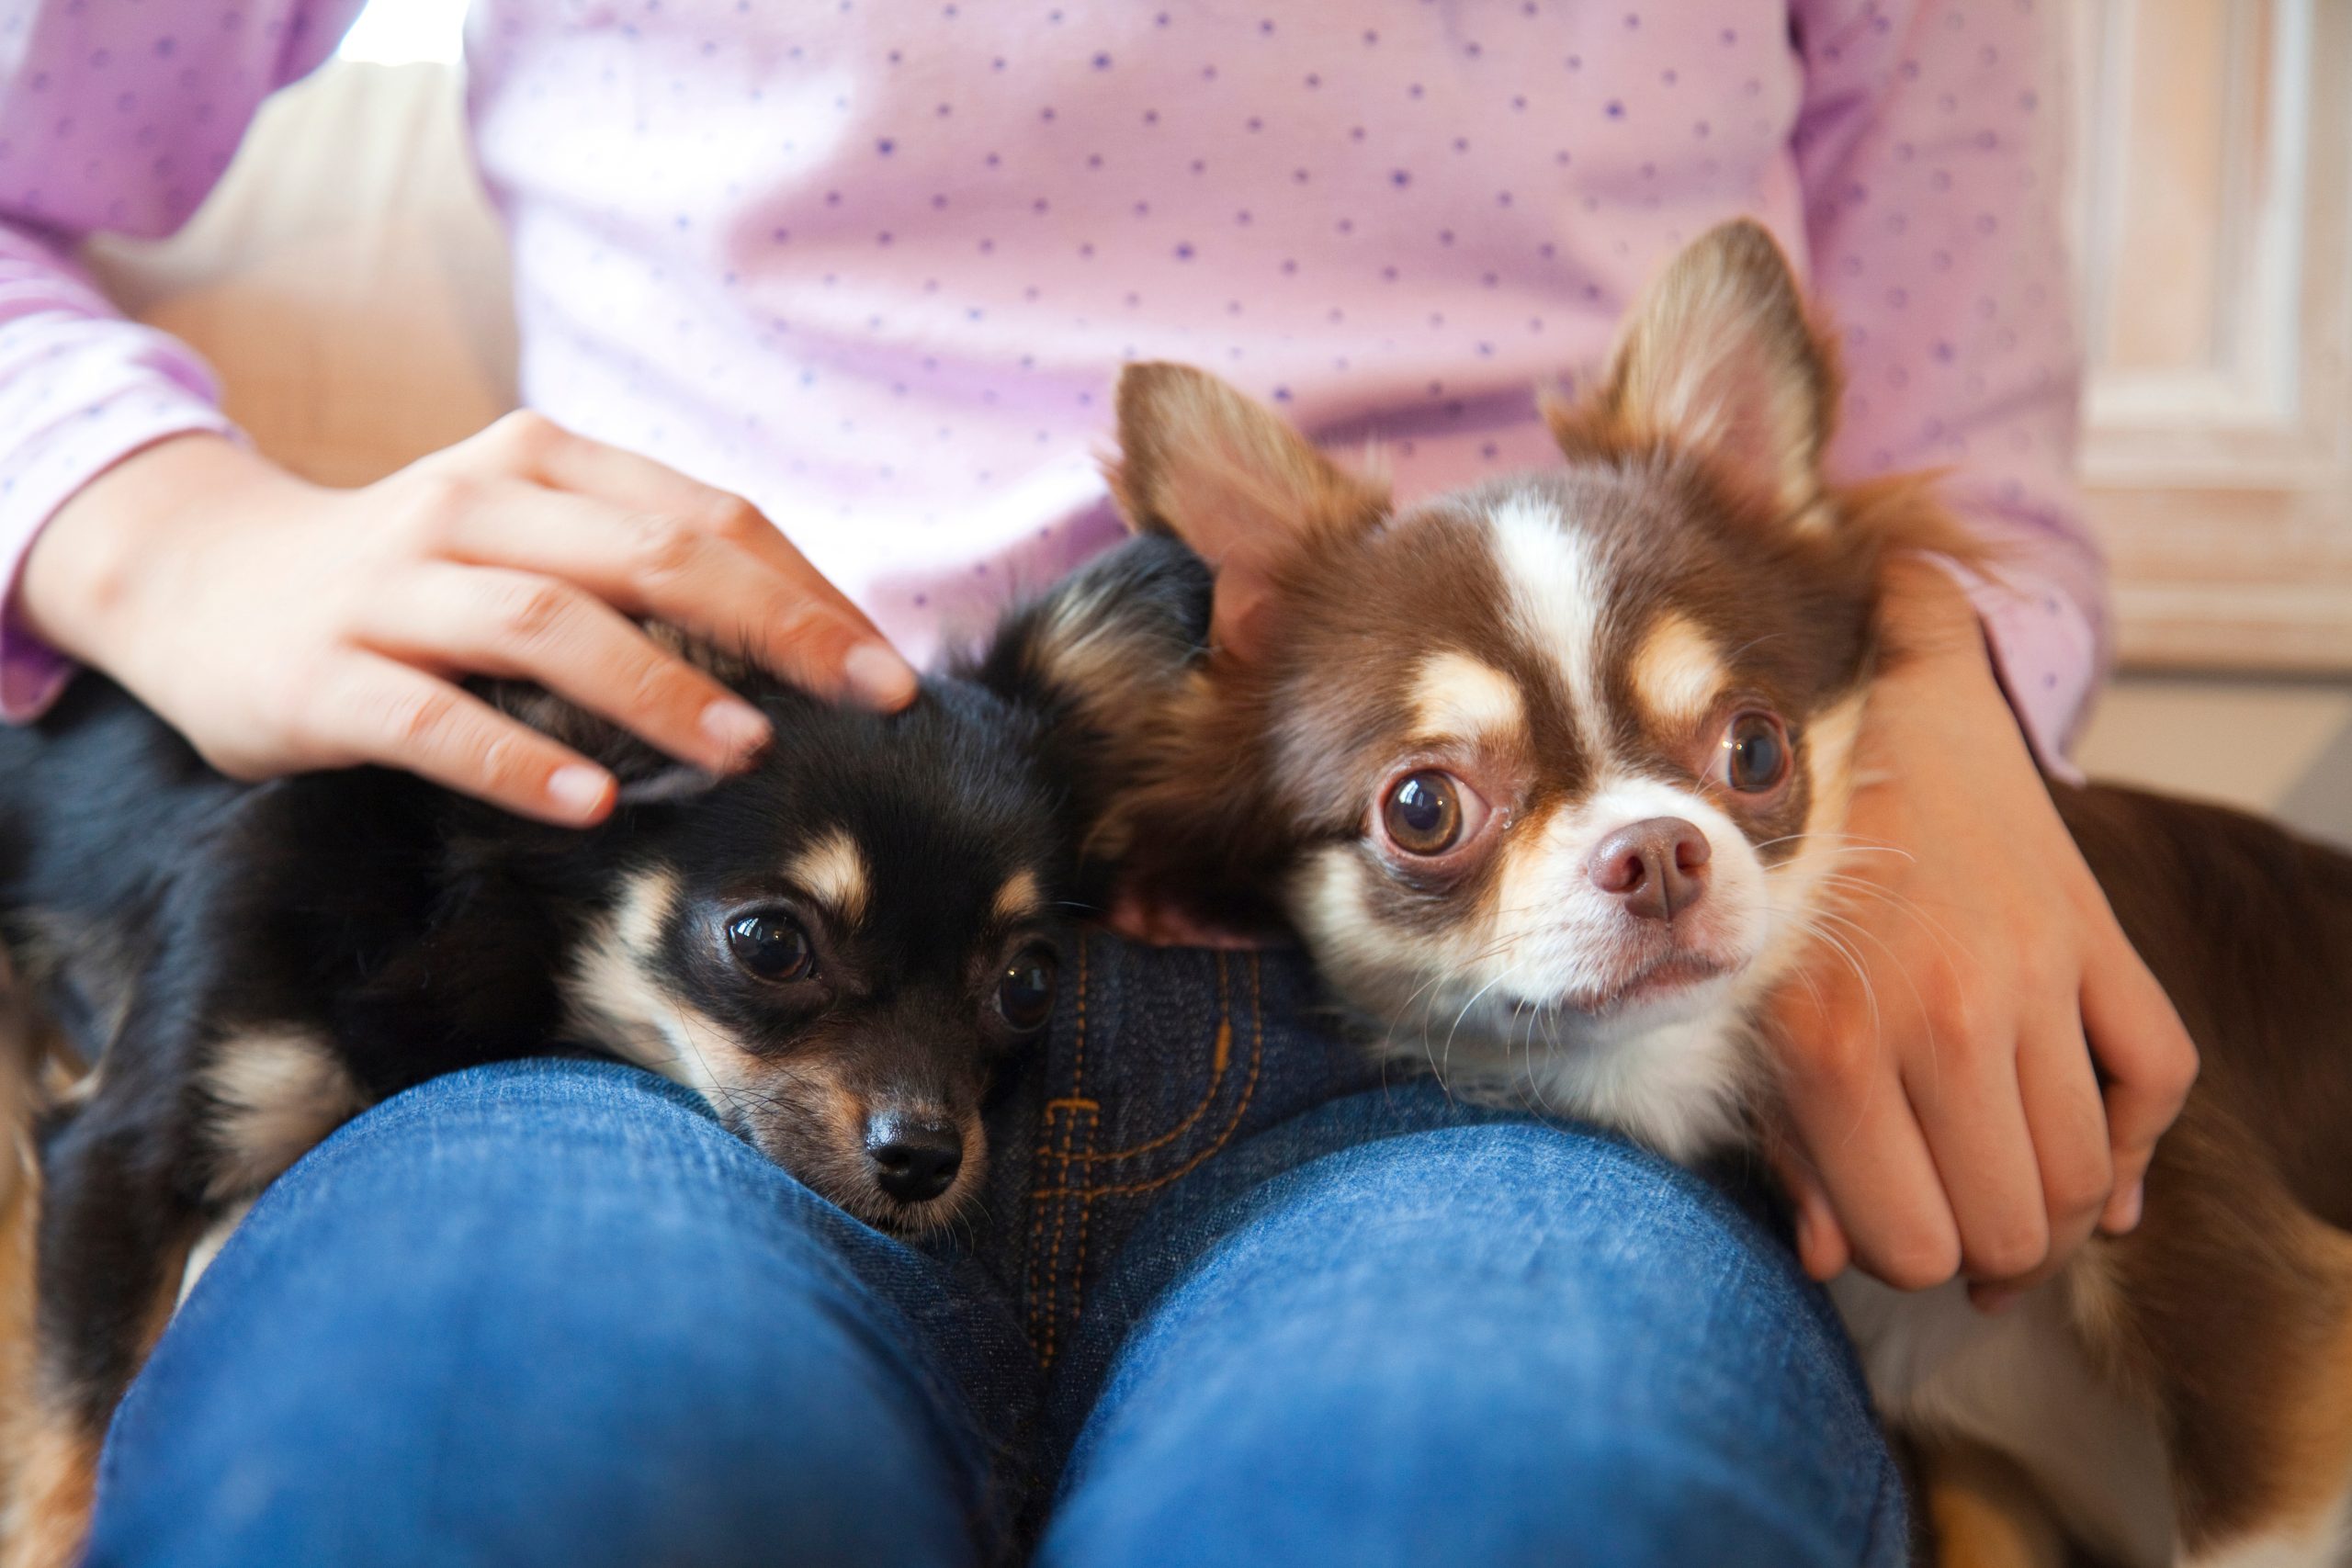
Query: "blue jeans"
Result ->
[[86, 939, 1905, 1566]]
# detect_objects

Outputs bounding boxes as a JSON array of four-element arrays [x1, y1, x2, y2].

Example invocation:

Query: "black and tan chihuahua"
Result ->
[[0, 542, 1204, 1567]]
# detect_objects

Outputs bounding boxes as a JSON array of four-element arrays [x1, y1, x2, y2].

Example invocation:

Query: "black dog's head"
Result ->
[[514, 546, 1208, 1235]]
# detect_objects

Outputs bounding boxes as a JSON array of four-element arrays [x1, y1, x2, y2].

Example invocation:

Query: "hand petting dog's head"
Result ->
[[514, 557, 1204, 1233]]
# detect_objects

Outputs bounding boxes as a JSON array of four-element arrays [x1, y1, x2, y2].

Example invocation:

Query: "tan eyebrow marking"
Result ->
[[991, 870, 1044, 925], [1628, 613, 1726, 728], [786, 830, 870, 926], [1408, 651, 1528, 743]]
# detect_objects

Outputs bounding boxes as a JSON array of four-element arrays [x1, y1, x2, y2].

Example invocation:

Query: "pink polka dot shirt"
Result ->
[[0, 0, 2099, 764]]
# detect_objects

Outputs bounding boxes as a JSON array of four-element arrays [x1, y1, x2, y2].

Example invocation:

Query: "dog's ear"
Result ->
[[482, 682, 725, 808], [971, 533, 1211, 740], [1109, 363, 1389, 661], [1551, 220, 1838, 525], [477, 629, 747, 812], [967, 535, 1212, 864]]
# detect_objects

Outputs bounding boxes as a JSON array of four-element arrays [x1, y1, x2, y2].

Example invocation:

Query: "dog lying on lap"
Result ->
[[0, 539, 1205, 1568]]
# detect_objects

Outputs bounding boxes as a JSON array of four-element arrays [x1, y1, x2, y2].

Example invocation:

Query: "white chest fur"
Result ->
[[1832, 1273, 2176, 1568]]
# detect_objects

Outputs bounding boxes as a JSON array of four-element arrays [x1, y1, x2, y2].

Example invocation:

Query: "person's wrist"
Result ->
[[1880, 554, 1983, 645], [20, 434, 306, 671]]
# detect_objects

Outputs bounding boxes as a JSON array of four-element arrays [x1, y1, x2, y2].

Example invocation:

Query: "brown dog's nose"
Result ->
[[865, 1113, 964, 1204], [1586, 818, 1712, 922]]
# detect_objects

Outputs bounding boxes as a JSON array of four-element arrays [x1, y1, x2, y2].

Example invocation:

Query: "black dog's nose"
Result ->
[[1586, 817, 1712, 922], [864, 1114, 964, 1204]]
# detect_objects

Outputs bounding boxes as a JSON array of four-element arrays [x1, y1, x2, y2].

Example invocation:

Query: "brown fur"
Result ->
[[1916, 1438, 2072, 1568], [1090, 221, 2352, 1563], [1550, 216, 1840, 525], [0, 1235, 186, 1567], [2056, 784, 2352, 1555], [1098, 254, 1980, 936], [0, 1414, 94, 1568], [0, 953, 51, 1558]]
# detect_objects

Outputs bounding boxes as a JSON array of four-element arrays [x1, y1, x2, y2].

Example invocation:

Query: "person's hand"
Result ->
[[19, 416, 917, 824], [1760, 558, 2199, 1308]]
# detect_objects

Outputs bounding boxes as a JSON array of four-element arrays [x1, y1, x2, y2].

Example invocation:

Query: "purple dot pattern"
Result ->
[[0, 0, 2095, 762]]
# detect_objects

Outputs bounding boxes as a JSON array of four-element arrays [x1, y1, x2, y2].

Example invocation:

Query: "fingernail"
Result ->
[[2108, 1179, 2145, 1235], [548, 764, 615, 819], [699, 698, 771, 763], [843, 640, 919, 710]]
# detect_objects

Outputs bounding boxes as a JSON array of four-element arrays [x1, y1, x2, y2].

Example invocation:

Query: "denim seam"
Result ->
[[1030, 940, 1091, 1363], [1028, 954, 1264, 1202], [1049, 954, 1231, 1167]]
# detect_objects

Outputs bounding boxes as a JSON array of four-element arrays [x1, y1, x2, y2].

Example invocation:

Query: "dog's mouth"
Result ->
[[1585, 950, 1733, 1014], [1521, 946, 1736, 1023], [859, 1182, 981, 1237], [756, 1139, 988, 1238]]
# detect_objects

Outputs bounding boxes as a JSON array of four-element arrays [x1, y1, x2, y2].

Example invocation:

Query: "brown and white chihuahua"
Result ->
[[1072, 221, 2352, 1568]]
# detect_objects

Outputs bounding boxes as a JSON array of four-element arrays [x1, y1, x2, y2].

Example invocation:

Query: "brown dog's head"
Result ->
[[1087, 220, 1963, 1156]]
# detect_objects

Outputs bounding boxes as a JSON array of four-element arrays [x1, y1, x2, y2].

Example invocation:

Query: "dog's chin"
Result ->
[[1511, 919, 1755, 1026], [780, 1171, 982, 1237], [865, 1178, 983, 1238], [1567, 950, 1736, 1020]]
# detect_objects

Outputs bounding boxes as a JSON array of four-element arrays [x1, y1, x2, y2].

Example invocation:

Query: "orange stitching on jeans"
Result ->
[[1069, 1143, 1096, 1339], [1069, 937, 1090, 1091], [1027, 953, 1264, 1202], [1055, 957, 1233, 1165], [1036, 1100, 1094, 1369], [1024, 941, 1089, 1347], [1035, 941, 1092, 1366]]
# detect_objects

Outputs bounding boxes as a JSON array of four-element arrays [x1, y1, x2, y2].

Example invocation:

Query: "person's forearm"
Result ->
[[19, 434, 316, 676], [8, 412, 915, 824]]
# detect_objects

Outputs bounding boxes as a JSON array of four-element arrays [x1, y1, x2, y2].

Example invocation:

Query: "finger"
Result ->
[[1763, 1141, 1851, 1281], [311, 655, 616, 826], [2080, 926, 2198, 1235], [1768, 989, 1964, 1292], [358, 565, 772, 774], [416, 479, 915, 712], [1905, 1026, 2051, 1287], [2008, 1009, 2114, 1292], [466, 416, 919, 709]]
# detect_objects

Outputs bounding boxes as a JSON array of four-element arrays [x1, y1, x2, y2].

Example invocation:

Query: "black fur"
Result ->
[[0, 539, 1204, 1462]]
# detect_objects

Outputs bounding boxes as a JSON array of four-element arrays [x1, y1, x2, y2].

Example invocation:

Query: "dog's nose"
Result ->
[[864, 1113, 964, 1204], [1586, 817, 1711, 921]]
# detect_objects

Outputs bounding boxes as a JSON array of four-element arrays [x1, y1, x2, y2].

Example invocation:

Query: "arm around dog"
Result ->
[[1770, 0, 2197, 1300]]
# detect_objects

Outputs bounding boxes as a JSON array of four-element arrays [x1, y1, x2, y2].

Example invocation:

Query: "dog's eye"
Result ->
[[993, 947, 1058, 1033], [1720, 712, 1791, 794], [727, 909, 815, 982], [1380, 770, 1482, 856]]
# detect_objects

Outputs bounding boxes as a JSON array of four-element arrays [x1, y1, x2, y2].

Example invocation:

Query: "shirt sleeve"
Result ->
[[0, 0, 362, 719], [1788, 0, 2100, 771]]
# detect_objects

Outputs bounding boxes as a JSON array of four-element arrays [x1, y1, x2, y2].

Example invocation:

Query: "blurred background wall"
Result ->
[[74, 0, 2352, 841], [2072, 0, 2351, 672]]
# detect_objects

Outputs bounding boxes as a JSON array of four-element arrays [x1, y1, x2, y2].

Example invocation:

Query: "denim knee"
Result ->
[[90, 1060, 1008, 1568], [1045, 1115, 1905, 1568]]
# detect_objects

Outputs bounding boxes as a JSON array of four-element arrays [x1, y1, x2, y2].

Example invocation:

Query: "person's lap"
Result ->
[[85, 1061, 1031, 1567], [1036, 1094, 1905, 1568], [83, 945, 1905, 1568]]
